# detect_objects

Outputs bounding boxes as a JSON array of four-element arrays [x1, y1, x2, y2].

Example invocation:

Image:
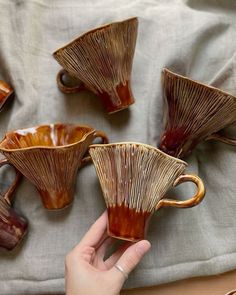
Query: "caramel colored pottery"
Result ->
[[89, 142, 205, 242], [0, 157, 27, 250], [159, 68, 236, 158], [53, 17, 138, 114], [0, 80, 14, 111], [0, 124, 108, 210]]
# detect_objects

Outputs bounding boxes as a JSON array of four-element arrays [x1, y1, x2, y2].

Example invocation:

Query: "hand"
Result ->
[[65, 211, 151, 295]]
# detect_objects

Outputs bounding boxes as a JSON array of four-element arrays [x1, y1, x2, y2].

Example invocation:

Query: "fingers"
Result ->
[[96, 237, 114, 258], [109, 240, 151, 283], [105, 242, 131, 269], [74, 211, 108, 252]]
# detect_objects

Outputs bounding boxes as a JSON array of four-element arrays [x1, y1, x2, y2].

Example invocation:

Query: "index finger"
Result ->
[[73, 210, 108, 252]]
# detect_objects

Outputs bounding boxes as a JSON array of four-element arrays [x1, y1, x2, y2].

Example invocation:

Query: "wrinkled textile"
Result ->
[[0, 0, 236, 294]]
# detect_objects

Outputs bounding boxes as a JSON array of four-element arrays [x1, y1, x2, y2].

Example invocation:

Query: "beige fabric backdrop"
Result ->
[[0, 0, 236, 294]]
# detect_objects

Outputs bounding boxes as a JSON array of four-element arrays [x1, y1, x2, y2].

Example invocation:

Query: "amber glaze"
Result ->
[[159, 68, 236, 158], [99, 81, 134, 113], [89, 142, 205, 242], [0, 200, 28, 250], [0, 157, 27, 250], [0, 80, 14, 110], [0, 124, 108, 210], [53, 17, 138, 114], [108, 203, 152, 242]]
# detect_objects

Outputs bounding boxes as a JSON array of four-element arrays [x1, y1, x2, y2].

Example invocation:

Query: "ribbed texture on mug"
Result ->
[[89, 143, 187, 212], [53, 18, 138, 105], [162, 68, 236, 140]]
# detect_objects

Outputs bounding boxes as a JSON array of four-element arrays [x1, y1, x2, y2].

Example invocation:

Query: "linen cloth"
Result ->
[[0, 0, 236, 294]]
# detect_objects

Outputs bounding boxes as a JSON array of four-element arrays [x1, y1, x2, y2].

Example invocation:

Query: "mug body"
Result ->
[[159, 68, 236, 158], [0, 80, 14, 111], [0, 124, 97, 210], [0, 198, 28, 250], [53, 17, 138, 114], [107, 203, 152, 242], [89, 142, 187, 241]]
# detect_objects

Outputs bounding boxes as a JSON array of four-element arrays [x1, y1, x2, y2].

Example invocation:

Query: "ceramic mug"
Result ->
[[159, 68, 236, 158], [89, 142, 205, 242], [0, 123, 109, 210], [0, 80, 14, 111], [0, 157, 28, 250], [53, 17, 138, 114]]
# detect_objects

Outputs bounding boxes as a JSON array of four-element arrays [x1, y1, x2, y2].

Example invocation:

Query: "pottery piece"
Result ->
[[0, 158, 27, 250], [0, 124, 109, 210], [159, 68, 236, 158], [53, 17, 138, 114], [89, 142, 205, 242], [0, 80, 14, 111]]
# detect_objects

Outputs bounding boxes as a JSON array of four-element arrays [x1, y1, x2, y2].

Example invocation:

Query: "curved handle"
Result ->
[[156, 174, 205, 210], [57, 69, 87, 94], [206, 132, 236, 146], [0, 157, 22, 205], [81, 131, 109, 167], [0, 80, 14, 111]]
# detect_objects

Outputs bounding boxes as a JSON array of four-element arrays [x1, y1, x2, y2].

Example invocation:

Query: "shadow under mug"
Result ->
[[0, 157, 28, 250], [0, 80, 14, 111], [0, 123, 109, 210], [159, 68, 236, 158], [53, 17, 138, 114], [89, 142, 205, 242]]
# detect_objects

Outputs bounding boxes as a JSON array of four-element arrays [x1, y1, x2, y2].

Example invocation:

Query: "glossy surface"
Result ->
[[0, 124, 109, 210], [1, 124, 95, 149], [53, 17, 138, 114], [0, 198, 28, 250], [108, 203, 151, 242], [89, 142, 205, 241], [99, 80, 134, 113], [159, 68, 236, 158], [0, 157, 27, 251], [0, 80, 14, 111]]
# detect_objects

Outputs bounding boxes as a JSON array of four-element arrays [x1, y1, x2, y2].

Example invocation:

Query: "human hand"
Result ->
[[65, 211, 151, 295]]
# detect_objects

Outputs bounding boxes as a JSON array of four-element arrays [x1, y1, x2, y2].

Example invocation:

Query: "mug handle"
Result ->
[[81, 131, 109, 167], [206, 132, 236, 146], [156, 174, 205, 210], [0, 80, 14, 111], [0, 157, 22, 205], [57, 69, 87, 94]]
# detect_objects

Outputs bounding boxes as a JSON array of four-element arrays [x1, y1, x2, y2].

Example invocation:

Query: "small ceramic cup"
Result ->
[[53, 17, 138, 114], [0, 80, 14, 111], [89, 142, 205, 242], [159, 68, 236, 158], [0, 124, 109, 210], [0, 157, 28, 250]]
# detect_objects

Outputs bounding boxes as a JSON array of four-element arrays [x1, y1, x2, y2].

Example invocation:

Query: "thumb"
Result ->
[[110, 240, 151, 283]]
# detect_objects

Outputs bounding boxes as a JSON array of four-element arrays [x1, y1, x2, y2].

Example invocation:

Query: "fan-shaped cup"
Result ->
[[89, 142, 205, 241], [0, 124, 109, 210]]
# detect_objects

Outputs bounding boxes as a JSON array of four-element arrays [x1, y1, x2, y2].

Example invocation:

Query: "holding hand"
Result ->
[[65, 211, 151, 295]]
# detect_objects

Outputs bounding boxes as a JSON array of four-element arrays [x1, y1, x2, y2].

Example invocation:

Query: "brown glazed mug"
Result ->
[[89, 142, 205, 242], [0, 80, 14, 111], [0, 124, 109, 210], [0, 157, 28, 250], [159, 68, 236, 158], [53, 17, 138, 114]]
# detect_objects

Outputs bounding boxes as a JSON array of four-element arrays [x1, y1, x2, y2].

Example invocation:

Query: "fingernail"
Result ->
[[135, 240, 151, 256]]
